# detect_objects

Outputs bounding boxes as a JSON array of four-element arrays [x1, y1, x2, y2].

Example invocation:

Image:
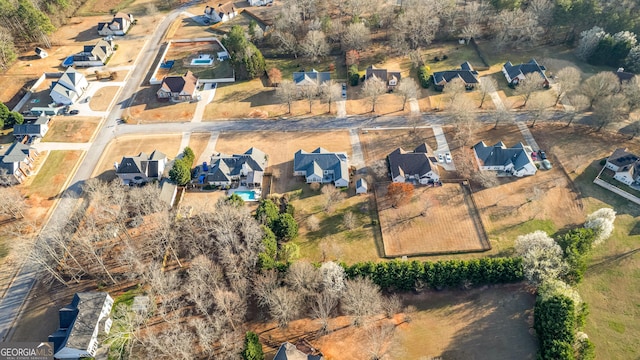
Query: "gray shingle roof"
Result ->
[[473, 141, 533, 170], [293, 148, 348, 183], [117, 150, 166, 176], [0, 142, 33, 165], [432, 62, 479, 85], [608, 148, 639, 167], [387, 144, 438, 180], [365, 65, 402, 84], [503, 58, 548, 83], [274, 342, 324, 360], [207, 147, 268, 182], [293, 69, 331, 86]]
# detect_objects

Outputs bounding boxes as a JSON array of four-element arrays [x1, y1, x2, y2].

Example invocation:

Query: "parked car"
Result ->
[[69, 109, 79, 115], [341, 83, 347, 99], [541, 159, 552, 170], [84, 96, 91, 103], [445, 152, 452, 163], [537, 150, 547, 160], [438, 154, 444, 163], [531, 152, 537, 161]]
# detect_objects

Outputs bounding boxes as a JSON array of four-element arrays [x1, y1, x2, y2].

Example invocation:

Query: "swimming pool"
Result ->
[[233, 190, 258, 201], [191, 58, 213, 65]]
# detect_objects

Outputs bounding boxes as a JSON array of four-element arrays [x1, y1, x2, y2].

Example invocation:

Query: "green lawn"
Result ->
[[420, 43, 487, 73], [169, 59, 234, 80], [265, 55, 348, 82], [289, 185, 382, 263], [28, 151, 81, 200]]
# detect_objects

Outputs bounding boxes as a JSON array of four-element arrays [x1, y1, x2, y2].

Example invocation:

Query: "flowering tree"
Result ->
[[584, 208, 616, 246], [515, 230, 567, 285]]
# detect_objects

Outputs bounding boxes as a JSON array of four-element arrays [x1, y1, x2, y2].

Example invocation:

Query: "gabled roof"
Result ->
[[608, 148, 639, 168], [365, 65, 402, 84], [0, 142, 33, 165], [207, 148, 268, 182], [387, 143, 438, 179], [473, 141, 533, 170], [160, 71, 198, 95], [293, 69, 331, 86], [356, 178, 367, 189], [59, 67, 85, 91], [432, 61, 479, 85], [615, 69, 635, 83], [294, 148, 348, 182], [274, 342, 324, 360], [503, 58, 548, 82], [116, 150, 167, 176]]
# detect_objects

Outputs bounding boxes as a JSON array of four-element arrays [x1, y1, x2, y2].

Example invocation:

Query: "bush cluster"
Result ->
[[169, 147, 195, 186], [256, 198, 299, 269], [418, 65, 431, 89]]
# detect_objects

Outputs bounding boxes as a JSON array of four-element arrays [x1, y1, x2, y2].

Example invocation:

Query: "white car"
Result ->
[[438, 154, 444, 163], [445, 153, 452, 163]]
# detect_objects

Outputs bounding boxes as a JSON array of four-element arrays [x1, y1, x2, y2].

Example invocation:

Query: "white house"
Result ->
[[293, 148, 349, 187], [97, 12, 133, 36], [605, 148, 640, 186], [473, 141, 537, 177], [205, 147, 268, 187], [0, 142, 39, 184], [115, 150, 168, 185], [71, 38, 115, 67], [355, 178, 368, 194], [49, 67, 88, 105], [48, 292, 114, 360], [247, 0, 273, 6], [387, 144, 440, 184], [13, 114, 50, 142], [204, 3, 237, 23], [365, 65, 401, 89], [157, 71, 199, 102]]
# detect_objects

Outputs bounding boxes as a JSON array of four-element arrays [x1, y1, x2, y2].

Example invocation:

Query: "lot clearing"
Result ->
[[43, 117, 101, 143], [89, 86, 119, 111], [527, 123, 640, 360], [251, 283, 536, 360], [159, 40, 234, 80], [92, 134, 182, 180], [128, 85, 197, 123]]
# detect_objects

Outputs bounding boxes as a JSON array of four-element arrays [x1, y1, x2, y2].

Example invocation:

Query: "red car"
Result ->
[[531, 152, 538, 160]]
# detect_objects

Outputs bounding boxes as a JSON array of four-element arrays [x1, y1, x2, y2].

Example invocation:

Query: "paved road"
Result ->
[[0, 6, 188, 342]]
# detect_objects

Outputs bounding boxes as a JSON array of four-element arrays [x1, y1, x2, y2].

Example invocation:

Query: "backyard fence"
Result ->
[[12, 72, 62, 112], [593, 167, 640, 205]]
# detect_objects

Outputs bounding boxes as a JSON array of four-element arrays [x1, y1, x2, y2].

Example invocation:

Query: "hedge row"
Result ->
[[343, 257, 524, 291], [418, 65, 431, 89]]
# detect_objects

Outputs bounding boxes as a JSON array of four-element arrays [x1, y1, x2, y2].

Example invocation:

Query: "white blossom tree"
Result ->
[[515, 230, 567, 285], [575, 26, 607, 61], [584, 208, 616, 246], [301, 30, 329, 63], [320, 261, 346, 297]]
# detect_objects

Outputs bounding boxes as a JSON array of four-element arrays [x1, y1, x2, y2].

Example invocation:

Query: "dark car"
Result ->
[[69, 109, 79, 115], [341, 83, 347, 99], [537, 150, 547, 160]]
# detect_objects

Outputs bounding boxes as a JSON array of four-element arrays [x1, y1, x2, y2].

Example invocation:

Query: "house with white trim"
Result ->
[[115, 150, 168, 185], [48, 292, 114, 360], [605, 148, 640, 186], [473, 141, 537, 177], [0, 142, 39, 184], [205, 147, 268, 187], [72, 38, 115, 67], [49, 68, 88, 105], [387, 143, 440, 184], [204, 2, 237, 23], [157, 71, 199, 102], [365, 65, 401, 89], [98, 12, 133, 36], [293, 148, 349, 187], [502, 59, 549, 88]]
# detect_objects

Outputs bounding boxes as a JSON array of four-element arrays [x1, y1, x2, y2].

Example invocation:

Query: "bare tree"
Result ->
[[311, 291, 338, 334], [275, 80, 298, 114], [271, 30, 299, 58], [0, 168, 17, 186], [365, 322, 397, 360], [450, 98, 478, 147], [563, 93, 589, 126], [581, 72, 621, 109], [394, 2, 440, 49], [478, 77, 497, 108], [285, 261, 321, 297], [265, 286, 302, 328], [301, 82, 319, 113], [528, 94, 550, 127], [622, 75, 640, 113], [320, 80, 342, 114], [592, 94, 629, 131], [342, 277, 383, 326], [395, 77, 418, 111], [515, 73, 543, 108], [0, 187, 26, 219], [301, 30, 329, 62], [103, 303, 146, 360], [361, 77, 387, 113], [553, 67, 581, 106], [343, 211, 357, 230], [473, 171, 500, 188], [342, 22, 370, 51], [307, 214, 320, 231], [443, 77, 467, 105], [321, 184, 344, 213]]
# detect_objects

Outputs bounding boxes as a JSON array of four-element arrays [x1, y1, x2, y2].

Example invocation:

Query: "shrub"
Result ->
[[273, 213, 298, 241], [418, 65, 431, 88], [242, 331, 264, 360]]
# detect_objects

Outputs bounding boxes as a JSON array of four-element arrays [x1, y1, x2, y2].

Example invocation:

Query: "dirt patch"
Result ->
[[128, 86, 197, 123], [43, 117, 101, 143], [214, 131, 352, 195], [251, 283, 536, 360], [376, 182, 488, 257], [187, 132, 211, 162], [178, 190, 226, 216], [89, 86, 119, 111], [345, 92, 409, 116], [161, 41, 233, 79], [168, 12, 219, 39], [92, 134, 182, 180]]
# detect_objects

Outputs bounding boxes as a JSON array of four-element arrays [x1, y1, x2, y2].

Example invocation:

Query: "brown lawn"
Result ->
[[251, 283, 536, 360], [187, 132, 211, 162], [345, 92, 409, 116], [0, 75, 36, 109], [89, 86, 119, 111], [178, 190, 226, 216], [128, 85, 197, 123], [168, 11, 219, 39], [214, 131, 352, 194], [43, 117, 101, 143], [92, 134, 182, 180], [376, 183, 487, 256]]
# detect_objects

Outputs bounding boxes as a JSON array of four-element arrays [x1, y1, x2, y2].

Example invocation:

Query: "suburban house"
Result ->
[[35, 47, 48, 58], [605, 148, 640, 186], [502, 59, 549, 88], [355, 178, 368, 194], [204, 2, 237, 23], [49, 67, 88, 105], [387, 143, 440, 185], [115, 150, 168, 185], [205, 147, 268, 187], [293, 69, 331, 89], [473, 141, 537, 177], [615, 67, 635, 83], [48, 292, 114, 360], [0, 142, 39, 184], [247, 0, 273, 5], [97, 12, 134, 36], [274, 342, 324, 360], [365, 65, 401, 89], [293, 147, 349, 187], [432, 61, 480, 91], [13, 114, 50, 142], [71, 38, 115, 67], [157, 71, 200, 102]]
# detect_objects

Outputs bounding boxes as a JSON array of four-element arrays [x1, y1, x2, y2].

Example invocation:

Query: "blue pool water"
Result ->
[[191, 59, 213, 65], [233, 190, 257, 201], [62, 56, 74, 67]]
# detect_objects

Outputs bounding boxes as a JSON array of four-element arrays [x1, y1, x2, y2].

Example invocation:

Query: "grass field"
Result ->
[[43, 117, 101, 143], [265, 54, 348, 80], [89, 86, 119, 111], [128, 85, 197, 123], [163, 41, 233, 79]]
